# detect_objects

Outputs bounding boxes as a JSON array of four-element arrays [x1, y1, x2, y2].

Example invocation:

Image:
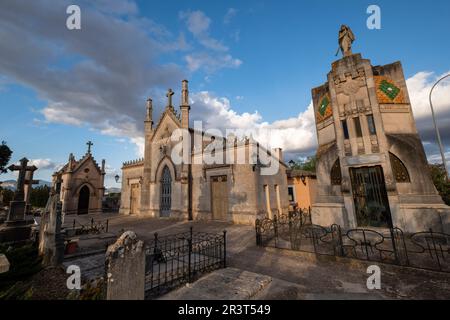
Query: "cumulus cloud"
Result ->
[[188, 92, 317, 159], [185, 53, 242, 73], [180, 10, 242, 74], [27, 159, 58, 171], [0, 0, 185, 157], [407, 71, 450, 145]]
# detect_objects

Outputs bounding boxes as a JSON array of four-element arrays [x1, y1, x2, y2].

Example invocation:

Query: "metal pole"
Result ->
[[429, 74, 450, 180]]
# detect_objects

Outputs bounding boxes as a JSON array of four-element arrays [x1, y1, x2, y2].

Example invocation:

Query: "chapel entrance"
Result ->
[[130, 183, 140, 215], [349, 166, 392, 228], [211, 175, 228, 221], [77, 185, 90, 215], [160, 166, 172, 217]]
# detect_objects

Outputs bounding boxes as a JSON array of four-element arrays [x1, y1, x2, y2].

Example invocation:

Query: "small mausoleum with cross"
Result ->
[[52, 141, 106, 215]]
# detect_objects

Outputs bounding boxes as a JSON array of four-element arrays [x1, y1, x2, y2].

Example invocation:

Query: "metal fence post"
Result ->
[[73, 219, 76, 230], [389, 227, 399, 264], [188, 237, 192, 282], [106, 219, 109, 233], [255, 220, 260, 246], [429, 228, 442, 271], [273, 214, 278, 247], [223, 230, 227, 268]]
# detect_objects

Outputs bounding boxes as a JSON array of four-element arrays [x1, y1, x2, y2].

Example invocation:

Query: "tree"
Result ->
[[0, 141, 13, 174], [29, 185, 50, 208], [428, 163, 450, 206], [1, 188, 14, 206], [289, 156, 317, 172]]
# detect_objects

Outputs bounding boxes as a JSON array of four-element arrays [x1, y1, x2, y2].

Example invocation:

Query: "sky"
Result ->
[[0, 0, 450, 187]]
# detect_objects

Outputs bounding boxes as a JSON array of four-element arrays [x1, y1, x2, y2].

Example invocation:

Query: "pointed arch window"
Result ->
[[389, 152, 410, 183], [331, 159, 342, 185]]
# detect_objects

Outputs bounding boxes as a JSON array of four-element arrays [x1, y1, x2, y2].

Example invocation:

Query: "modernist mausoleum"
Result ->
[[311, 26, 450, 233]]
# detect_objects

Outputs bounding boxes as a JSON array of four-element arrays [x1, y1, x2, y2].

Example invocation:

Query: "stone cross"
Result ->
[[8, 158, 37, 202], [24, 170, 39, 213], [166, 88, 174, 108], [86, 141, 93, 154]]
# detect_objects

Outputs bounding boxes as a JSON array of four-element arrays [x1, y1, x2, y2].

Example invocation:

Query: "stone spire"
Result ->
[[68, 153, 75, 171], [181, 80, 189, 107], [180, 80, 190, 129], [145, 98, 153, 126]]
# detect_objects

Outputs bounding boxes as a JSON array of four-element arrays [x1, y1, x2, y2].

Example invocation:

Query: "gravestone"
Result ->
[[105, 231, 145, 300], [0, 254, 10, 273], [38, 186, 65, 266], [0, 158, 37, 242]]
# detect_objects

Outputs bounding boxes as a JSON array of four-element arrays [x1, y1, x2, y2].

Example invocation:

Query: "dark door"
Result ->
[[350, 166, 392, 228], [160, 166, 172, 217], [78, 185, 90, 215]]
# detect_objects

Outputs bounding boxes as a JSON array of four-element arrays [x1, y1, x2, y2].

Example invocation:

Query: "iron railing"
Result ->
[[255, 211, 450, 273], [145, 227, 227, 299], [68, 218, 109, 235]]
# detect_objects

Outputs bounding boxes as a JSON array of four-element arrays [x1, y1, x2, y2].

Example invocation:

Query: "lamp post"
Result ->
[[429, 74, 450, 180], [114, 174, 120, 183]]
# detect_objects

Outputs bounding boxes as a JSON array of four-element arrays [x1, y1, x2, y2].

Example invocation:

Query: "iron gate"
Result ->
[[350, 166, 393, 228]]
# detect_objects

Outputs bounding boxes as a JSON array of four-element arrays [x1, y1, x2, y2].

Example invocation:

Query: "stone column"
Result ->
[[38, 192, 65, 267], [105, 231, 145, 300]]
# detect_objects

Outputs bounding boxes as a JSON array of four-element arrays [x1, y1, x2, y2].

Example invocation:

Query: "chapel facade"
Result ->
[[120, 80, 289, 225], [52, 143, 106, 215]]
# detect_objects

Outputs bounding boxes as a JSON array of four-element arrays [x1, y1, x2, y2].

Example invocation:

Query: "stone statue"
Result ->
[[336, 25, 355, 57]]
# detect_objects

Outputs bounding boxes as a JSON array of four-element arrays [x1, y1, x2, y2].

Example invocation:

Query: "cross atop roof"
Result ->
[[86, 141, 93, 154], [166, 88, 174, 108]]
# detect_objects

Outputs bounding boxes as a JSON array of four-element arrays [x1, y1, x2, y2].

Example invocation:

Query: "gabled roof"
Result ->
[[151, 106, 182, 142], [55, 153, 102, 176]]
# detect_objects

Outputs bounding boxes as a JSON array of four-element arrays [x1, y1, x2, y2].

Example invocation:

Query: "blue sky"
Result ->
[[1, 0, 450, 187]]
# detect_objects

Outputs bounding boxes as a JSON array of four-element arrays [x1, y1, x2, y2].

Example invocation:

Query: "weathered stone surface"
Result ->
[[159, 267, 272, 300], [38, 193, 65, 267], [105, 231, 145, 300], [0, 254, 10, 274]]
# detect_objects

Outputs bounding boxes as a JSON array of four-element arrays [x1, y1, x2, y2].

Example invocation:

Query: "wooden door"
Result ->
[[130, 183, 139, 215], [211, 175, 228, 221]]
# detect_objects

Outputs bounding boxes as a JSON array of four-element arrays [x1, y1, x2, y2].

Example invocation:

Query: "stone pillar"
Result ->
[[140, 98, 155, 215], [180, 80, 190, 129], [38, 193, 65, 267], [105, 231, 145, 300]]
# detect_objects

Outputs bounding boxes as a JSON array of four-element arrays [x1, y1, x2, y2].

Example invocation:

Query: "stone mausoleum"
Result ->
[[52, 143, 106, 216], [311, 27, 450, 233], [120, 80, 289, 225]]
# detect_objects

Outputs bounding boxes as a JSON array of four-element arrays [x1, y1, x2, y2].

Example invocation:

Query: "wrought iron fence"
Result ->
[[145, 227, 227, 299], [255, 210, 450, 273], [68, 217, 109, 235]]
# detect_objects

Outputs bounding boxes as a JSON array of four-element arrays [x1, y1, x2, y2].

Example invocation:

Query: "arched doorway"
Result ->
[[160, 166, 172, 217], [78, 185, 90, 215]]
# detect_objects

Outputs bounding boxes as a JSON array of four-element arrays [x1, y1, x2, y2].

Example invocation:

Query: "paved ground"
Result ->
[[63, 213, 450, 300]]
